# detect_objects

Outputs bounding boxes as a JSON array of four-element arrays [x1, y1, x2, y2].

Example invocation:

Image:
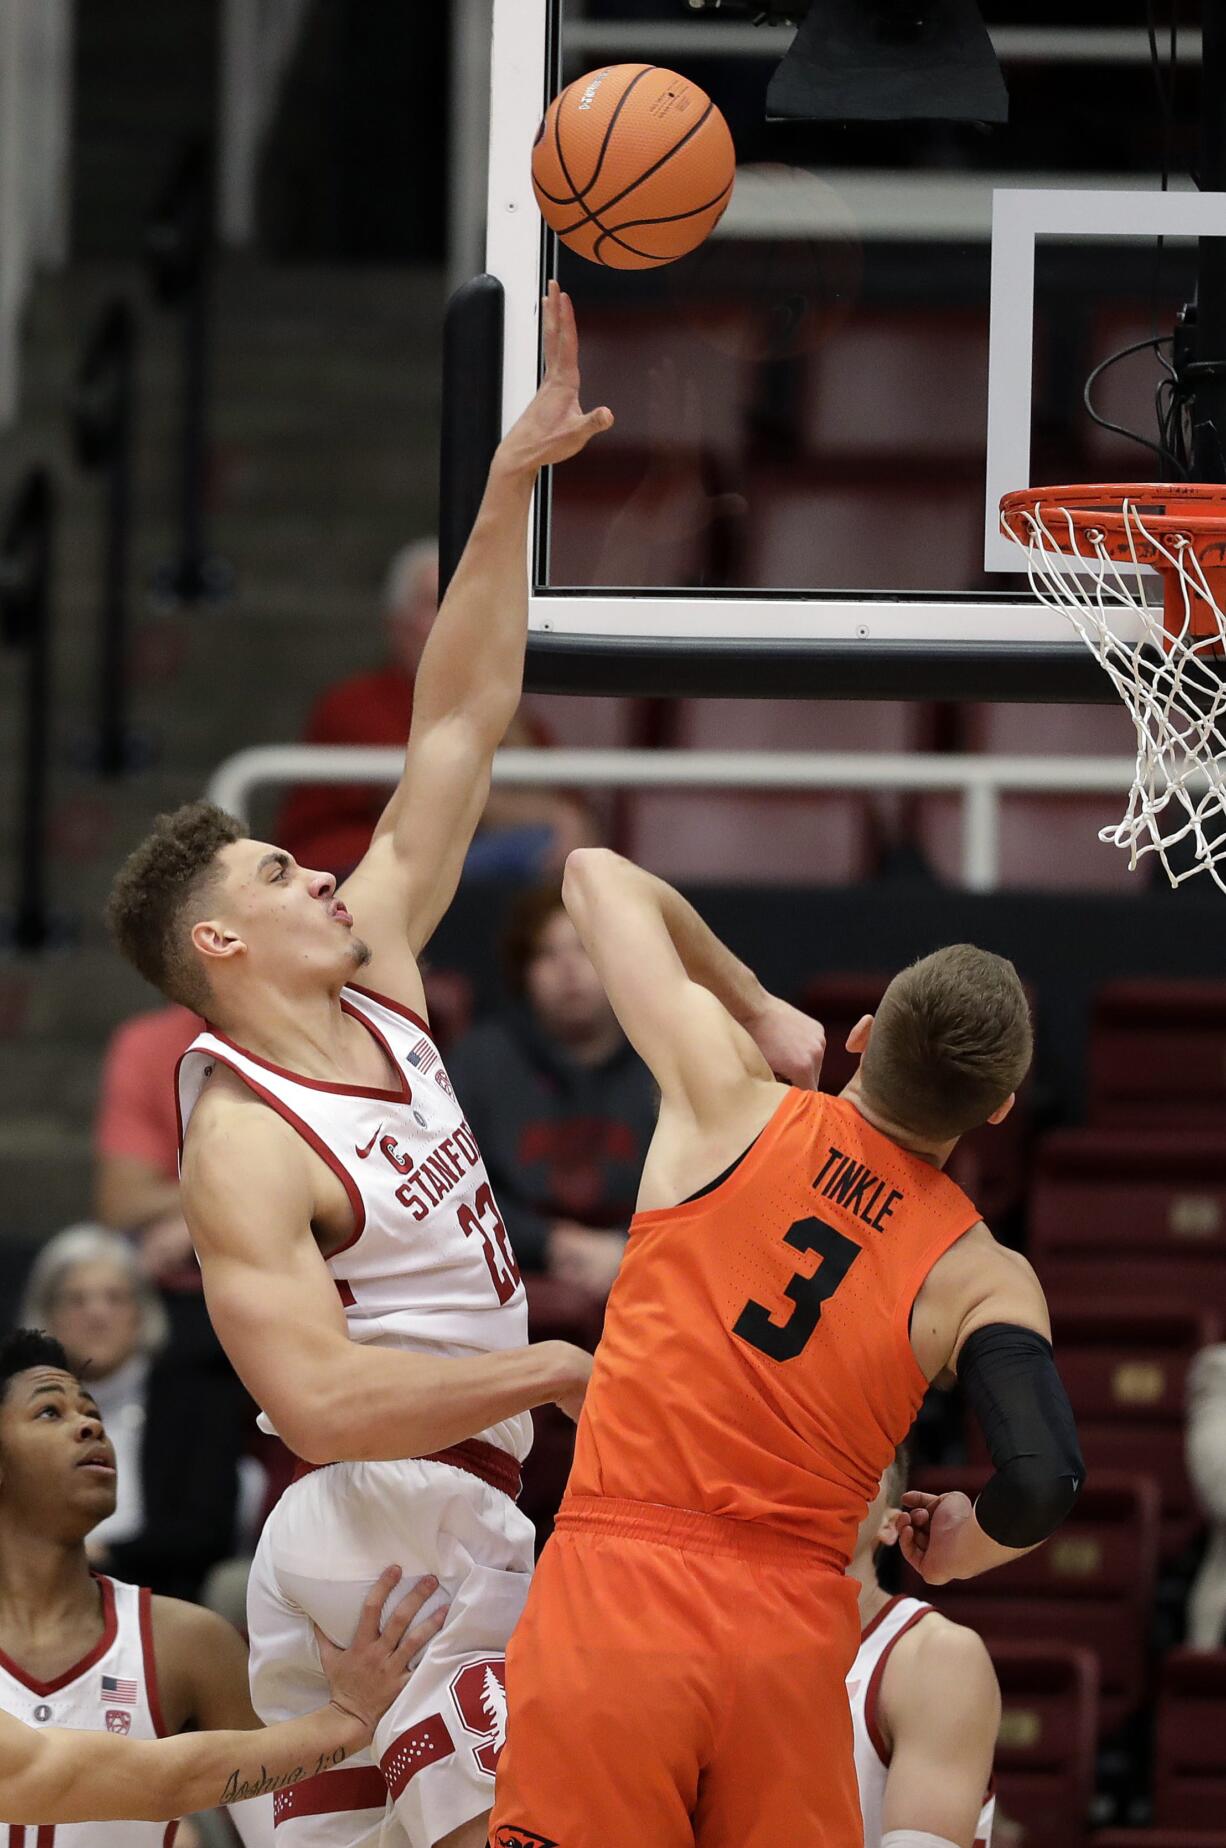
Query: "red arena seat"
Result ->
[[1088, 981, 1226, 1128], [990, 1643, 1098, 1848], [904, 1469, 1159, 1735], [1154, 1651, 1226, 1831]]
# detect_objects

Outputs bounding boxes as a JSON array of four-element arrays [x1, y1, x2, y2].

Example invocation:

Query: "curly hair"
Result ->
[[0, 1329, 72, 1404], [860, 944, 1032, 1142], [105, 801, 244, 1014]]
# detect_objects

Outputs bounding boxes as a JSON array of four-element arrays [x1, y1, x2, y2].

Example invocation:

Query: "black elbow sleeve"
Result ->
[[959, 1322, 1085, 1548]]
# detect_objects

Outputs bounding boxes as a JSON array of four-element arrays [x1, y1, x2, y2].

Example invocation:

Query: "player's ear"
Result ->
[[845, 1013, 874, 1056], [986, 1091, 1016, 1127], [877, 1507, 905, 1549], [191, 919, 246, 965]]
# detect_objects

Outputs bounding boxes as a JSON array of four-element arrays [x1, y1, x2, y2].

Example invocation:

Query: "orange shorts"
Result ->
[[489, 1497, 863, 1848]]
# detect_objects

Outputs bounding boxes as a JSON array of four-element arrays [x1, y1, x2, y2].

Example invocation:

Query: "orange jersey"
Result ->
[[567, 1087, 982, 1561]]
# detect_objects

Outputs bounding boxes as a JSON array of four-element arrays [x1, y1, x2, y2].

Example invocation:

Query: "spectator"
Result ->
[[21, 1225, 251, 1603], [275, 537, 595, 879], [1187, 1341, 1226, 1646], [448, 883, 658, 1302], [94, 1001, 201, 1289]]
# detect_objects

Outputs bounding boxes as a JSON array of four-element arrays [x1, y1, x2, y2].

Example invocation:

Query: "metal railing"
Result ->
[[205, 744, 1146, 894], [0, 0, 73, 425]]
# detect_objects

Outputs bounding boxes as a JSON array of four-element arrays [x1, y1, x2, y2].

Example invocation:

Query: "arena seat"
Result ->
[[799, 310, 990, 463], [1153, 1651, 1226, 1831], [968, 1301, 1217, 1559], [916, 700, 1139, 892], [1029, 1130, 1226, 1319], [742, 467, 984, 594], [569, 304, 764, 461], [904, 1469, 1160, 1735], [1088, 982, 1226, 1128], [989, 1642, 1098, 1848], [1095, 1836, 1226, 1847], [629, 700, 930, 885], [548, 456, 714, 589], [795, 971, 1033, 1223]]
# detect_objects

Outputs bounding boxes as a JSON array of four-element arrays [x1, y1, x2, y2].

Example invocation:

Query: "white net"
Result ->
[[1004, 495, 1226, 892]]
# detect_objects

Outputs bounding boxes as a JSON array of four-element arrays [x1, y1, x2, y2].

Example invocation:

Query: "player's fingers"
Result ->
[[383, 1575, 439, 1651], [557, 286, 580, 375], [357, 1565, 402, 1643], [583, 406, 614, 436], [397, 1602, 449, 1662], [901, 1490, 940, 1511], [897, 1527, 924, 1570]]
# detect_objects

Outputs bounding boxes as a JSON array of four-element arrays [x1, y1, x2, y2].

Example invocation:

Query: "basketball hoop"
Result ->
[[1000, 483, 1226, 892]]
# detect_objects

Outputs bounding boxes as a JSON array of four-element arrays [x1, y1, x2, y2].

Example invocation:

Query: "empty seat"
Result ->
[[990, 1643, 1098, 1848], [797, 972, 1033, 1222], [800, 310, 990, 464], [970, 1301, 1217, 1559], [742, 467, 984, 594], [1030, 1130, 1226, 1320], [904, 1469, 1159, 1734], [569, 304, 763, 462], [1095, 1836, 1226, 1847], [916, 701, 1140, 893], [548, 457, 718, 589], [1089, 982, 1226, 1128], [630, 700, 928, 885], [1154, 1651, 1226, 1830]]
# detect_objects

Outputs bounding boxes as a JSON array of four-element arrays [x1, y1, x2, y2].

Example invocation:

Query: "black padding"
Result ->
[[958, 1322, 1085, 1548]]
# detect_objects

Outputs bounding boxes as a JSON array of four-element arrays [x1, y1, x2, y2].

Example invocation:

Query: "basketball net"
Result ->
[[1001, 487, 1226, 893]]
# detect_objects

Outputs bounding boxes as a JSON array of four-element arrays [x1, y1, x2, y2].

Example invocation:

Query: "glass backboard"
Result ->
[[483, 0, 1221, 694]]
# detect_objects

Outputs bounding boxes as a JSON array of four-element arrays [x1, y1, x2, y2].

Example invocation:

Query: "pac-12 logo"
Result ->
[[450, 1656, 508, 1777], [493, 1830, 558, 1848], [105, 1709, 132, 1734]]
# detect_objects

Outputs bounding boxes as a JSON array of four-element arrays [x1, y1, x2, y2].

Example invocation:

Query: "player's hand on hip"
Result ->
[[743, 996, 826, 1090], [496, 282, 613, 476], [551, 1341, 596, 1423], [898, 1489, 977, 1585], [315, 1566, 447, 1737]]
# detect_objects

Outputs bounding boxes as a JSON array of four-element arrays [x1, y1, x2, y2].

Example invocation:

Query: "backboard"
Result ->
[[480, 0, 1222, 698]]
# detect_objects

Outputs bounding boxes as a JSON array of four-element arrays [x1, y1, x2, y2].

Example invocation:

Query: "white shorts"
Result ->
[[246, 1454, 534, 1848]]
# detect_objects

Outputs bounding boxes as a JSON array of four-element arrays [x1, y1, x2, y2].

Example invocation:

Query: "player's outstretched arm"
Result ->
[[183, 1095, 591, 1464], [903, 1227, 1084, 1584], [562, 848, 826, 1110], [337, 283, 613, 1001], [879, 1618, 1000, 1848], [0, 1568, 438, 1826]]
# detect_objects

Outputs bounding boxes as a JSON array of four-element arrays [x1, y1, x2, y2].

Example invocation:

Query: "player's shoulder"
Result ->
[[924, 1220, 1041, 1298], [181, 1064, 305, 1187], [148, 1593, 234, 1657], [883, 1608, 1000, 1726]]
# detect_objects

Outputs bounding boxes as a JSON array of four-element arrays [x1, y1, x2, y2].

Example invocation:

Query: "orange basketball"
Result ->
[[531, 65, 736, 270]]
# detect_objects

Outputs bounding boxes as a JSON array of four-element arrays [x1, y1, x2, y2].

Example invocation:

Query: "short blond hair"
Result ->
[[860, 944, 1032, 1140]]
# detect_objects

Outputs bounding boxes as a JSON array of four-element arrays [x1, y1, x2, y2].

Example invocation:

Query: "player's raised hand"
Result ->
[[743, 996, 826, 1091], [314, 1566, 447, 1737], [497, 281, 614, 476], [898, 1489, 977, 1585]]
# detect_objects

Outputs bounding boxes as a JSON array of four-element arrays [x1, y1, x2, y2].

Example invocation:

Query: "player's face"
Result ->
[[208, 839, 371, 990], [46, 1256, 141, 1378], [524, 910, 615, 1042], [0, 1370, 117, 1536]]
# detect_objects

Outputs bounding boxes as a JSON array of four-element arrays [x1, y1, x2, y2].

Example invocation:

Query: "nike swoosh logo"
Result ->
[[355, 1124, 383, 1160]]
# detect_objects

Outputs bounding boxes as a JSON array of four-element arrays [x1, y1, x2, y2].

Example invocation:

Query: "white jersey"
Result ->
[[177, 983, 532, 1463], [848, 1595, 995, 1848], [0, 1574, 176, 1847]]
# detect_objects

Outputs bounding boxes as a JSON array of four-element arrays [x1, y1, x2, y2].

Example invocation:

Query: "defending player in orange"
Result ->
[[489, 851, 1083, 1848]]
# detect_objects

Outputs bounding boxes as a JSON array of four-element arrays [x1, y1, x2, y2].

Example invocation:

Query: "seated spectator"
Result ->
[[448, 883, 658, 1303], [20, 1225, 251, 1603], [94, 1001, 202, 1290], [275, 537, 595, 879], [1188, 1341, 1226, 1646]]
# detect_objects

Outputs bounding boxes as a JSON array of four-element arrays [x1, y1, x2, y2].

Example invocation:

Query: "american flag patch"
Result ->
[[100, 1675, 137, 1706], [407, 1036, 437, 1076]]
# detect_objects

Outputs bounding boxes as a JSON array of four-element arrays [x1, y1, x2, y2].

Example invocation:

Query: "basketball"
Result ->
[[531, 65, 736, 270]]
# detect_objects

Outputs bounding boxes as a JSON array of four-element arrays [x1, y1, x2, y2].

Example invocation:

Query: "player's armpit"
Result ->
[[880, 1621, 1001, 1848], [561, 848, 773, 1118]]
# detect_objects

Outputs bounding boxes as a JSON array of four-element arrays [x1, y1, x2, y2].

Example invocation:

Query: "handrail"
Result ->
[[71, 297, 137, 774], [0, 469, 57, 948], [205, 744, 1150, 893]]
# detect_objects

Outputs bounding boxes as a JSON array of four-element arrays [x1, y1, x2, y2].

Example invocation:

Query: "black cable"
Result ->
[[1083, 333, 1190, 475]]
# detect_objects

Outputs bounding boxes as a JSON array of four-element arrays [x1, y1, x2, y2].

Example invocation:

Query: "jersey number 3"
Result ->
[[733, 1215, 862, 1362]]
